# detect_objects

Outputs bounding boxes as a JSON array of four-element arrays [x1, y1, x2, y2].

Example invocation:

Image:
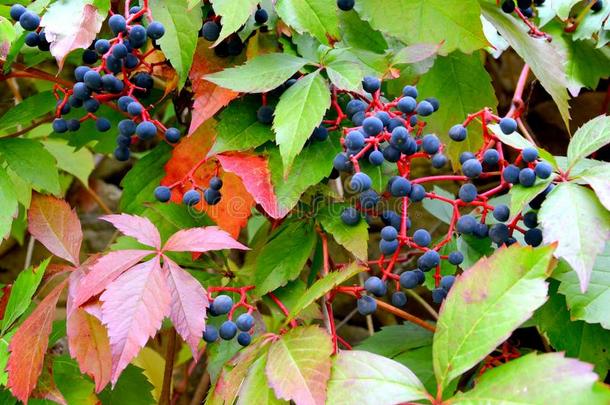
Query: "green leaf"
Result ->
[[99, 364, 154, 405], [354, 0, 486, 54], [42, 139, 94, 186], [53, 355, 96, 405], [417, 52, 498, 167], [0, 330, 15, 385], [575, 163, 610, 211], [317, 203, 369, 260], [211, 0, 258, 45], [539, 182, 610, 292], [267, 137, 341, 215], [276, 0, 340, 45], [254, 221, 317, 295], [327, 350, 428, 405], [574, 0, 610, 41], [556, 244, 610, 329], [324, 51, 364, 92], [536, 283, 610, 376], [559, 31, 610, 96], [567, 115, 610, 169], [433, 245, 556, 389], [204, 53, 309, 93], [1, 258, 49, 333], [356, 324, 433, 359], [120, 144, 172, 214], [456, 234, 494, 269], [237, 355, 287, 405], [286, 262, 364, 324], [0, 138, 60, 194], [209, 98, 275, 155], [273, 71, 331, 174], [0, 169, 17, 239], [422, 186, 455, 225], [337, 10, 387, 53], [148, 0, 202, 88], [480, 2, 570, 129], [0, 91, 55, 134], [451, 352, 605, 404], [509, 178, 553, 216]]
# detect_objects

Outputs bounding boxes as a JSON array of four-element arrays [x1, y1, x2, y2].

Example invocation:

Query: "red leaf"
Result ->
[[41, 4, 105, 69], [28, 194, 82, 266], [101, 214, 162, 250], [163, 226, 249, 253], [160, 121, 255, 238], [73, 249, 154, 309], [164, 257, 208, 356], [7, 279, 67, 403], [189, 41, 240, 135], [66, 270, 112, 392], [99, 257, 170, 384], [217, 152, 284, 218]]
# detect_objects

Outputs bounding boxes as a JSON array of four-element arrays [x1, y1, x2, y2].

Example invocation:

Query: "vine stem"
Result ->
[[374, 299, 436, 333], [159, 328, 177, 405]]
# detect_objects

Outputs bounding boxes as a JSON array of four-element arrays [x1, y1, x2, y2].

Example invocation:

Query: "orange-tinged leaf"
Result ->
[[28, 194, 83, 266], [7, 279, 67, 403], [161, 122, 255, 237], [189, 41, 240, 135]]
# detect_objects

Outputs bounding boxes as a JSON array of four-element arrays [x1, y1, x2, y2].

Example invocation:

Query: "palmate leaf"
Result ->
[[433, 244, 556, 389], [567, 115, 610, 169]]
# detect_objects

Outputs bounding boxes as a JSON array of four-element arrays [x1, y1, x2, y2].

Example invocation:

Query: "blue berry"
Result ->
[[448, 251, 464, 265], [236, 313, 254, 331], [524, 228, 543, 247], [357, 295, 377, 315], [535, 162, 552, 179], [416, 100, 434, 116], [219, 321, 238, 340], [351, 111, 365, 126], [118, 96, 134, 112], [350, 172, 372, 192], [523, 211, 538, 228], [204, 188, 222, 205], [345, 130, 365, 150], [362, 76, 381, 94], [489, 223, 510, 245], [368, 150, 384, 166], [82, 49, 99, 64], [116, 135, 131, 147], [337, 0, 356, 11], [409, 115, 418, 127], [341, 207, 361, 226], [119, 119, 136, 136], [375, 111, 390, 127], [359, 190, 380, 209], [154, 186, 171, 202], [112, 43, 128, 59], [400, 270, 420, 289], [418, 250, 440, 271], [102, 75, 124, 93], [25, 32, 40, 47], [431, 154, 447, 169], [459, 152, 476, 164], [530, 184, 554, 209], [483, 149, 500, 165], [458, 183, 477, 203], [83, 70, 102, 90], [237, 332, 252, 346], [390, 177, 411, 197], [462, 159, 483, 178], [440, 275, 456, 291], [409, 184, 426, 202], [381, 210, 402, 231], [108, 15, 127, 35], [387, 118, 404, 131], [383, 145, 401, 162], [413, 229, 431, 247], [362, 117, 384, 136], [390, 127, 408, 147], [397, 97, 416, 113], [211, 295, 233, 315], [10, 4, 26, 21], [203, 325, 219, 343], [519, 168, 536, 187], [127, 102, 143, 116], [425, 97, 440, 111], [74, 66, 90, 82], [422, 134, 440, 154], [114, 147, 130, 161], [67, 119, 80, 132], [19, 11, 40, 31], [183, 189, 201, 206], [493, 204, 510, 222], [133, 73, 154, 90], [499, 117, 517, 134], [106, 55, 123, 73], [165, 127, 181, 143], [346, 99, 367, 117], [202, 21, 221, 42], [312, 126, 329, 141], [449, 124, 467, 141], [391, 291, 407, 307], [381, 226, 398, 241], [457, 215, 477, 234], [147, 21, 165, 40], [73, 82, 91, 100], [56, 100, 71, 115], [210, 177, 223, 190], [402, 85, 418, 98], [136, 121, 157, 140], [95, 39, 110, 54], [522, 147, 538, 163], [255, 8, 269, 24], [503, 164, 520, 184], [474, 223, 489, 238], [83, 98, 100, 113], [364, 276, 387, 297], [380, 239, 399, 255], [333, 153, 353, 172], [96, 118, 111, 132], [432, 288, 447, 304], [52, 119, 68, 133]]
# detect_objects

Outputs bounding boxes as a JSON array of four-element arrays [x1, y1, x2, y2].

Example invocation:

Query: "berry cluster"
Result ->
[[203, 292, 255, 347], [154, 175, 224, 207], [40, 4, 183, 161], [9, 4, 51, 51], [500, 0, 546, 17], [328, 75, 552, 314], [200, 5, 269, 57]]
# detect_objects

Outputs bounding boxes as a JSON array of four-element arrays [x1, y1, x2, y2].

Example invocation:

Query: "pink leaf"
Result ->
[[41, 3, 105, 69], [7, 279, 67, 403], [28, 194, 82, 266], [163, 227, 249, 253], [101, 214, 161, 250], [217, 152, 283, 218], [73, 249, 154, 309], [100, 257, 170, 384], [163, 256, 208, 357]]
